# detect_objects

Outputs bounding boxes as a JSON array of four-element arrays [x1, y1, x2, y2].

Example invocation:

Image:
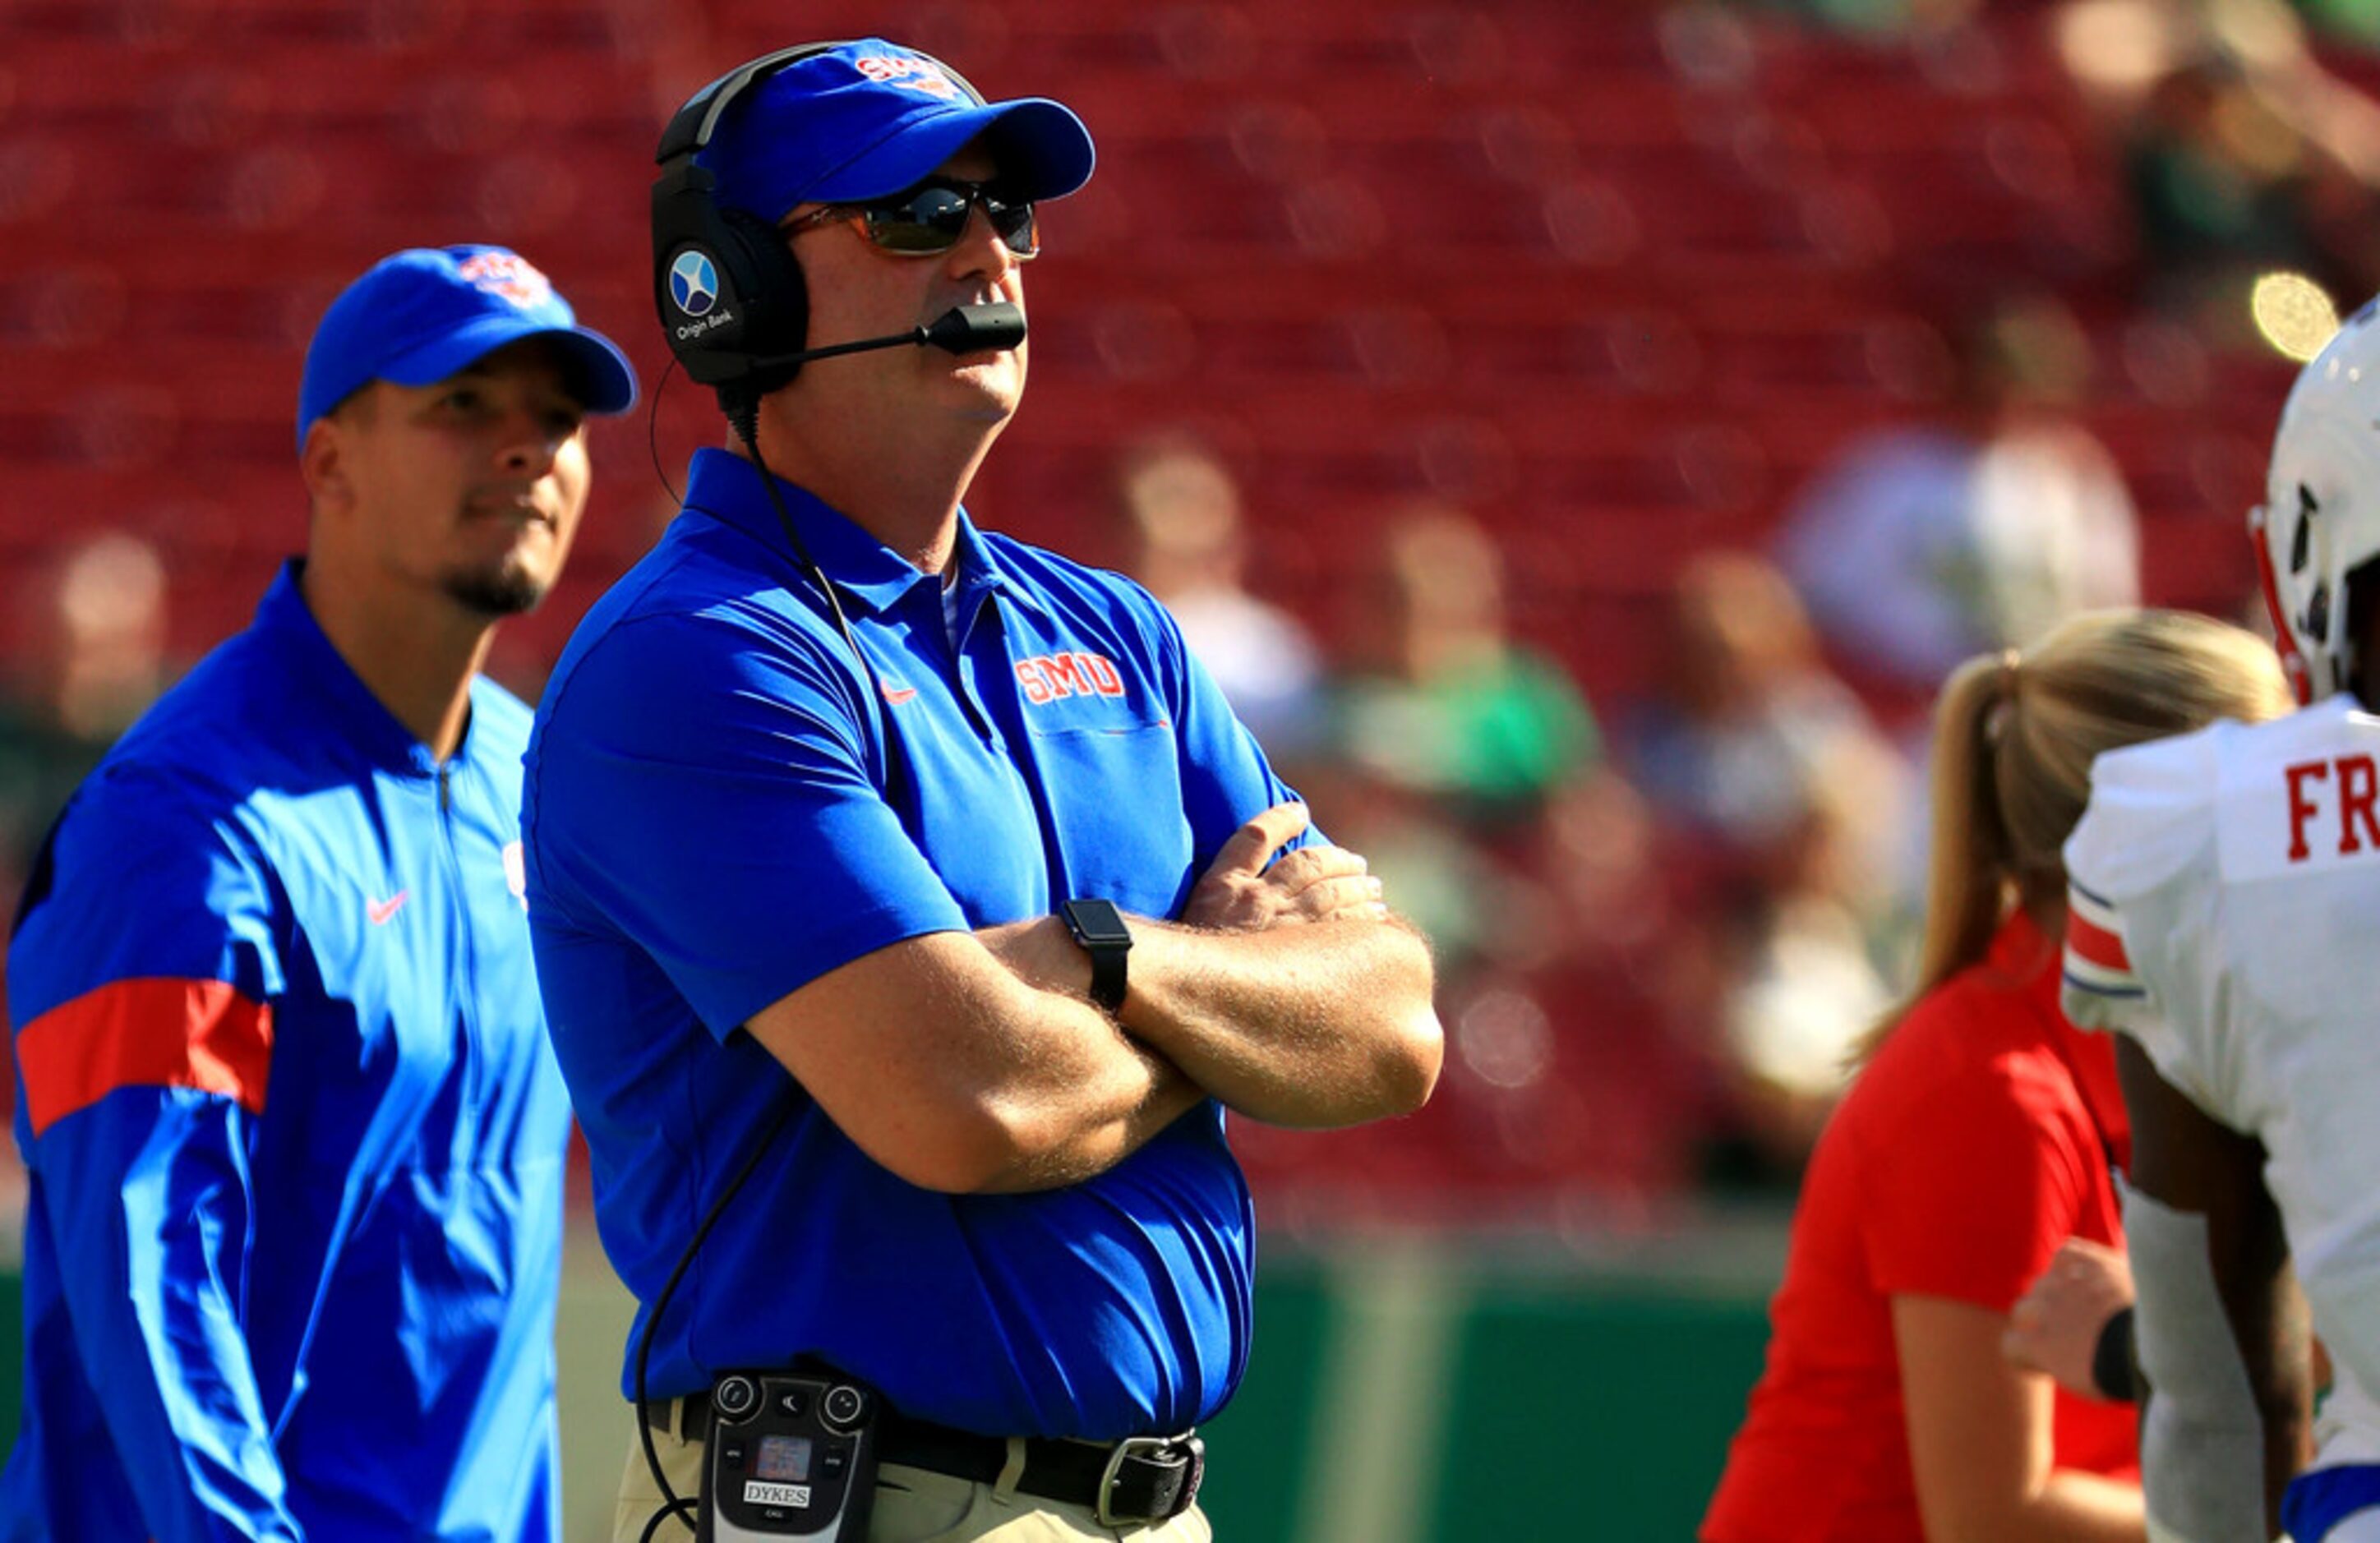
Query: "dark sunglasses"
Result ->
[[783, 177, 1040, 260]]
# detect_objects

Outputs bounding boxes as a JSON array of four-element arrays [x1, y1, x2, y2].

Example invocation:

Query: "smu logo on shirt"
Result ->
[[1015, 652, 1125, 706]]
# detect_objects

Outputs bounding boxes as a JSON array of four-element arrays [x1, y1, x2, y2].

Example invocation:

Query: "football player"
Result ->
[[2060, 302, 2380, 1543]]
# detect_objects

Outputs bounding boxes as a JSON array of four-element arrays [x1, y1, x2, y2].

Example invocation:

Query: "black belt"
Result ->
[[673, 1389, 1204, 1527]]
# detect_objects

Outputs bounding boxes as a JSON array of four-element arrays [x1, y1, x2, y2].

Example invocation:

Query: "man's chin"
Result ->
[[441, 564, 551, 618], [943, 373, 1021, 426], [944, 351, 1021, 400]]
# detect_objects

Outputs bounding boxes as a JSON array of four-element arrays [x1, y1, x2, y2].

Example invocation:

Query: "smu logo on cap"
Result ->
[[854, 54, 962, 100], [457, 251, 554, 309], [669, 251, 720, 317]]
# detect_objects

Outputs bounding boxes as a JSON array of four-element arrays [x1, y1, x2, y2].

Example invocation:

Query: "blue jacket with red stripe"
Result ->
[[2, 562, 570, 1541]]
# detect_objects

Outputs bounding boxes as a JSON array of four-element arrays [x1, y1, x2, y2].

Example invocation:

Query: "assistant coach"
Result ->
[[520, 38, 1442, 1543]]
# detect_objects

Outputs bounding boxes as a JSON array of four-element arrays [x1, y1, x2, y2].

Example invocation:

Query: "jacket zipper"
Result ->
[[437, 761, 483, 1146]]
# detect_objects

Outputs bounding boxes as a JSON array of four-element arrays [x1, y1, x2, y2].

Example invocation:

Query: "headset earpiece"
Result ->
[[650, 170, 808, 390], [650, 43, 842, 404], [710, 206, 809, 404]]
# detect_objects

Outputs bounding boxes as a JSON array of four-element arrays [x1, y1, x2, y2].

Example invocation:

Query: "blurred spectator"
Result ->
[[1281, 506, 1607, 995], [1701, 760, 1904, 1186], [1774, 294, 2141, 717], [2059, 0, 2380, 323], [1625, 551, 1909, 865], [1109, 435, 1323, 758], [0, 532, 173, 918], [1619, 553, 1914, 1186], [1276, 510, 1713, 1209], [1327, 505, 1603, 836]]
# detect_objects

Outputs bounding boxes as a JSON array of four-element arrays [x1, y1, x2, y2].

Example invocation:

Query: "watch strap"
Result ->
[[1060, 899, 1131, 1014]]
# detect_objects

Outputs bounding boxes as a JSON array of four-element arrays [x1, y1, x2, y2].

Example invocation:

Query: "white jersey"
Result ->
[[2063, 695, 2380, 1466]]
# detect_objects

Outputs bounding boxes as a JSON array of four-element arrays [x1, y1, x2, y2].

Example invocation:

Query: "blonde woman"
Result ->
[[1703, 610, 2292, 1543]]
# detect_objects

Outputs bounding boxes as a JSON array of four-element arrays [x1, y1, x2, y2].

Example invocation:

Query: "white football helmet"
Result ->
[[2256, 297, 2380, 704]]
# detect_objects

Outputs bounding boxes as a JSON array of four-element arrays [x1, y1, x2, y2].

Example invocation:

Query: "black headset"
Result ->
[[649, 41, 992, 408]]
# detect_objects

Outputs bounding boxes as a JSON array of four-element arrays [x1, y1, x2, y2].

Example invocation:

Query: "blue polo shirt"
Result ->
[[523, 449, 1301, 1439]]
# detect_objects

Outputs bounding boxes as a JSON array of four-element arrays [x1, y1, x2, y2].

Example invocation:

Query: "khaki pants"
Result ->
[[614, 1403, 1215, 1543]]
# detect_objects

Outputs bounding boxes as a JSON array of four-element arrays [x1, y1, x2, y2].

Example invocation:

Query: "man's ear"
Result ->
[[299, 413, 350, 513]]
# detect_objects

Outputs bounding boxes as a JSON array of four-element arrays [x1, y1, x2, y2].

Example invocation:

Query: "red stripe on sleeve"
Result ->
[[16, 979, 274, 1139], [2065, 910, 2131, 973]]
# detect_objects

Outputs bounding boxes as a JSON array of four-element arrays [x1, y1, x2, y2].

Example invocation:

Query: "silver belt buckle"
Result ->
[[1095, 1431, 1202, 1527]]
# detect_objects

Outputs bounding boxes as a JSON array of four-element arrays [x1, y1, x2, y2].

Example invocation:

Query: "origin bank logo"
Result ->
[[669, 251, 719, 317]]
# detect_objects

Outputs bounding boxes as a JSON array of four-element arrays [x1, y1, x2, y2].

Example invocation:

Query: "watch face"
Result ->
[[1066, 899, 1132, 947]]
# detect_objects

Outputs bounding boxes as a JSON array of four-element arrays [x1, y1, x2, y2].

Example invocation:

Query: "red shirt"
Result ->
[[1701, 913, 2138, 1541]]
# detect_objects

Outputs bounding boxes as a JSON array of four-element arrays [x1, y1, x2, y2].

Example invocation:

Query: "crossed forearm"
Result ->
[[962, 1023, 1208, 1194], [1116, 914, 1441, 1129]]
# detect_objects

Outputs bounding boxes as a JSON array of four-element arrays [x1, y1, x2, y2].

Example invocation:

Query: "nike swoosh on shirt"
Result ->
[[880, 684, 920, 705], [367, 891, 408, 925]]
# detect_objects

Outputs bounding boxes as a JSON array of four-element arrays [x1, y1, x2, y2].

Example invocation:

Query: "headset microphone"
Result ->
[[745, 302, 1026, 371], [925, 301, 1026, 353]]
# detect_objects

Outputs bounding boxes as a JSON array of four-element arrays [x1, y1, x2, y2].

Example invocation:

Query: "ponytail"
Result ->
[[1852, 610, 2291, 1066]]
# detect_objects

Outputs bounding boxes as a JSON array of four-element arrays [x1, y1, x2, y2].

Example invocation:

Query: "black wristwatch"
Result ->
[[1059, 897, 1132, 1014]]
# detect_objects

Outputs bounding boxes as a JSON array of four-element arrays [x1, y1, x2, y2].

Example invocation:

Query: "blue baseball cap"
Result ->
[[296, 245, 638, 456], [697, 39, 1095, 221]]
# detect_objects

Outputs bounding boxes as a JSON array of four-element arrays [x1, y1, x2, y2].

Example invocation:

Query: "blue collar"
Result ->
[[679, 448, 1045, 621], [251, 559, 479, 778]]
